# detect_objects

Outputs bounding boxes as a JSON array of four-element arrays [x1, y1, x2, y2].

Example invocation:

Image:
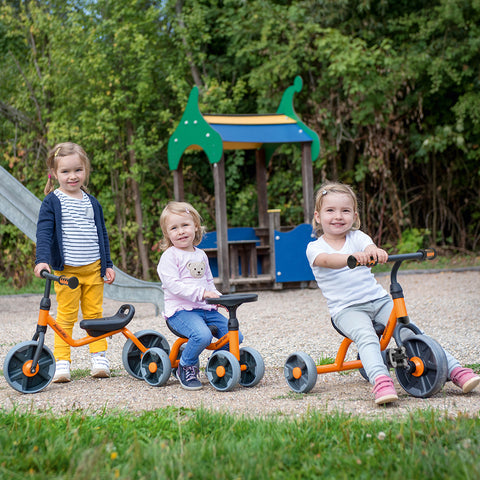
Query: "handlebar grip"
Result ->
[[59, 275, 79, 289], [347, 255, 358, 269], [41, 269, 79, 289], [419, 248, 437, 260], [347, 256, 377, 269]]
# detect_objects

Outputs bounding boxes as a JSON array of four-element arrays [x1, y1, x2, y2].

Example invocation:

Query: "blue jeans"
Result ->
[[167, 309, 243, 367], [332, 296, 460, 384]]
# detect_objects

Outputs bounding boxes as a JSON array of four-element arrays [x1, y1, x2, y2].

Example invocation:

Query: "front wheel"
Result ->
[[122, 330, 170, 379], [206, 351, 241, 392], [239, 347, 265, 387], [284, 351, 317, 393], [3, 341, 55, 394], [395, 334, 448, 398]]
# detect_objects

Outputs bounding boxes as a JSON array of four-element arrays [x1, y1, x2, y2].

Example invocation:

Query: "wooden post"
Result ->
[[173, 159, 184, 201], [301, 143, 314, 224], [268, 209, 281, 287], [256, 149, 268, 228], [212, 156, 230, 292]]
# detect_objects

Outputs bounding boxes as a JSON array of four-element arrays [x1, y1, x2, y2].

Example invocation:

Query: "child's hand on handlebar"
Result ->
[[203, 290, 220, 300], [351, 247, 388, 267], [364, 246, 389, 265], [34, 263, 50, 278]]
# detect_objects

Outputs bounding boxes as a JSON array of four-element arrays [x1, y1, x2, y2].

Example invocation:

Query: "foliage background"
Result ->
[[1, 0, 479, 284]]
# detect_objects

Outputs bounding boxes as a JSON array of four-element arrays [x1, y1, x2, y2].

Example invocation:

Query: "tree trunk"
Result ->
[[126, 121, 150, 280], [175, 0, 203, 88]]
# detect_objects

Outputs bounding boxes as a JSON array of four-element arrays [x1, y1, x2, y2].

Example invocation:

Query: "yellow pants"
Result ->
[[53, 260, 107, 361]]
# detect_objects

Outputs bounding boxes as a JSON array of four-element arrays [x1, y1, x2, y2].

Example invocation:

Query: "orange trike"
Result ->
[[284, 249, 449, 398], [3, 270, 170, 394], [161, 293, 265, 392]]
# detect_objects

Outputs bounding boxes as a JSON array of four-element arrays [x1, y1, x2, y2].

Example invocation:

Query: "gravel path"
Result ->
[[1, 270, 479, 419]]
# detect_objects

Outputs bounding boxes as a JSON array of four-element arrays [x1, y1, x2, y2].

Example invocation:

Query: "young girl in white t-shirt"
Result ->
[[157, 201, 242, 390], [306, 182, 479, 405]]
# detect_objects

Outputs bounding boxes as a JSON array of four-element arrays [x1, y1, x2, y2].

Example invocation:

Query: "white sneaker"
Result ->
[[53, 360, 71, 383], [91, 352, 110, 378]]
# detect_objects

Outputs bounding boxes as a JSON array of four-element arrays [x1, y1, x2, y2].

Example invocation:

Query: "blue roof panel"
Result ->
[[208, 123, 313, 144]]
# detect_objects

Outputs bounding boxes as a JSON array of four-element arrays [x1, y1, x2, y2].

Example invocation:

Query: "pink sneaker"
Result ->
[[450, 367, 480, 393], [372, 375, 398, 405]]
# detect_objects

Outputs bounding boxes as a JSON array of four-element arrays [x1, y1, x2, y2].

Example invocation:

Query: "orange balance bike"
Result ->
[[3, 270, 172, 394], [154, 293, 265, 392], [284, 249, 450, 398]]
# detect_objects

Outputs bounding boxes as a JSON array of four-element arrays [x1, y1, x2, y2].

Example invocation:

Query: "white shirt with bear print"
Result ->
[[157, 246, 221, 318]]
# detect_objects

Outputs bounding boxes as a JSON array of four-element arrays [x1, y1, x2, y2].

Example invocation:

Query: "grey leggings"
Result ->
[[332, 296, 460, 384]]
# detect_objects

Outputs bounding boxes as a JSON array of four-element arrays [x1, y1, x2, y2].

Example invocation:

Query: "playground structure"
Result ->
[[1, 76, 320, 298], [168, 76, 320, 292], [0, 165, 164, 314]]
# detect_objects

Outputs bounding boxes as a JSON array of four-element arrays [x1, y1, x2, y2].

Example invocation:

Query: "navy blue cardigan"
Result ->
[[35, 192, 113, 277]]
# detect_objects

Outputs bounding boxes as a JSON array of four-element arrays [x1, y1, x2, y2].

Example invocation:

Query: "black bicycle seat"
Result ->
[[206, 293, 258, 308], [166, 319, 219, 339], [80, 304, 135, 337]]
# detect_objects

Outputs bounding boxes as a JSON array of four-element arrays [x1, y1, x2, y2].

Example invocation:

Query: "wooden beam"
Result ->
[[173, 159, 184, 201], [212, 156, 230, 292], [301, 143, 314, 224], [256, 149, 268, 228]]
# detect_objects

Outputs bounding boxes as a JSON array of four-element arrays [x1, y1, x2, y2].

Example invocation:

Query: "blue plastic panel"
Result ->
[[274, 223, 316, 283]]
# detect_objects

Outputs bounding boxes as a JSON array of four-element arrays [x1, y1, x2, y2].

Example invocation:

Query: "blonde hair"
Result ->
[[312, 181, 361, 236], [44, 142, 91, 195], [159, 201, 205, 251]]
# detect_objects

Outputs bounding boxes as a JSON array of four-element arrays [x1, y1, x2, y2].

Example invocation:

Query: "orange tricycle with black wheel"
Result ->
[[3, 270, 171, 394], [284, 249, 449, 398]]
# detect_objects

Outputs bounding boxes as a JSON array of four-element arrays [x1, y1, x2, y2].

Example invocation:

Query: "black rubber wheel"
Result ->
[[140, 347, 172, 387], [3, 341, 55, 394], [395, 334, 448, 398], [239, 347, 265, 387], [122, 330, 170, 379], [206, 351, 241, 392], [284, 351, 317, 393]]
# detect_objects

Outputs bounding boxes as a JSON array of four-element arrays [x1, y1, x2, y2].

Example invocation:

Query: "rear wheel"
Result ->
[[122, 330, 170, 379], [239, 347, 265, 387], [284, 352, 317, 393]]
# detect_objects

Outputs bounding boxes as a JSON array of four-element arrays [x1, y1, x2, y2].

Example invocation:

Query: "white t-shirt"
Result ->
[[54, 189, 100, 266], [157, 246, 221, 318], [306, 230, 387, 317]]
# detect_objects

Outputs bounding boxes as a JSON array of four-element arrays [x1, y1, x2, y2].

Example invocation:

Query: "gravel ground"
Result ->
[[1, 270, 479, 419]]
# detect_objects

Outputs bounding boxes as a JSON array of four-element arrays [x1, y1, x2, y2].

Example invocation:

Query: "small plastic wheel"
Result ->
[[122, 330, 170, 379], [3, 341, 55, 394], [140, 347, 171, 387], [395, 334, 448, 398], [284, 351, 317, 393], [206, 351, 241, 392], [239, 347, 265, 387]]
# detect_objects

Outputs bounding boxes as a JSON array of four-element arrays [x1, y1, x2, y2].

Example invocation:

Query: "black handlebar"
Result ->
[[347, 248, 437, 269], [41, 270, 79, 289]]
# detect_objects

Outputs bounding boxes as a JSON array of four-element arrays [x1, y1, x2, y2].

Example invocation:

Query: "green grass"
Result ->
[[0, 407, 478, 479]]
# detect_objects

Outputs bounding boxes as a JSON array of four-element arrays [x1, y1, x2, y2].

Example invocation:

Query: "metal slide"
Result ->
[[0, 165, 164, 314]]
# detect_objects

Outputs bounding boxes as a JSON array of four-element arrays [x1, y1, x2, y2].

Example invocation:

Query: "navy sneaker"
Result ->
[[178, 364, 202, 390]]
